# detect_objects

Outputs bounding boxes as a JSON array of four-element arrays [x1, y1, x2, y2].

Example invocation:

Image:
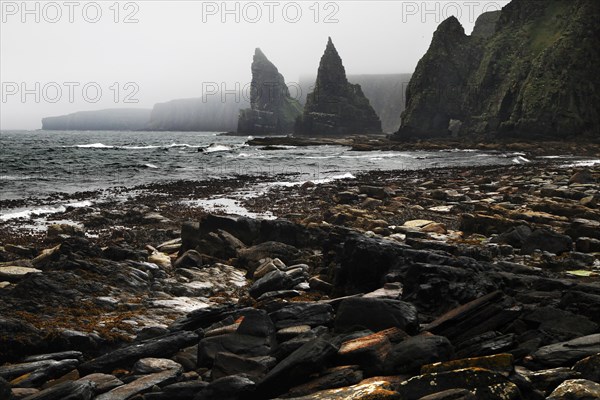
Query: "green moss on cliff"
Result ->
[[397, 0, 600, 140]]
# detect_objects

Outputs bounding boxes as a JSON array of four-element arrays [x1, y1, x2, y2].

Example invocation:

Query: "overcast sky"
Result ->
[[1, 0, 509, 129]]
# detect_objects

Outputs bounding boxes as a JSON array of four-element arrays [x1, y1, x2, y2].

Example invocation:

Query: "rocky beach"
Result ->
[[3, 0, 600, 398], [1, 144, 600, 399]]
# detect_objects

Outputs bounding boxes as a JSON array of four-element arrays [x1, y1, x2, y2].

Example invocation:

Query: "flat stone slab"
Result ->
[[0, 266, 42, 282], [95, 368, 180, 400]]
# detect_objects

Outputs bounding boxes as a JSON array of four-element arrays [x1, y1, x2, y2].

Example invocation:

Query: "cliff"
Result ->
[[396, 0, 600, 139], [147, 97, 248, 132], [42, 109, 151, 131], [295, 38, 382, 136], [237, 49, 303, 135]]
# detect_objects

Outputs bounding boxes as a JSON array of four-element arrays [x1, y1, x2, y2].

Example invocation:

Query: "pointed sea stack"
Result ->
[[295, 38, 382, 136], [237, 48, 302, 135]]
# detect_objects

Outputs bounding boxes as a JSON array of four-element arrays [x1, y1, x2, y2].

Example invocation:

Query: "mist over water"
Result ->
[[1, 1, 509, 129]]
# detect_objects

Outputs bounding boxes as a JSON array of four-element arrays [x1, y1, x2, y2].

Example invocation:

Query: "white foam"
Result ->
[[512, 156, 531, 164], [71, 143, 113, 148], [270, 172, 356, 187], [0, 200, 92, 222], [122, 145, 160, 150], [204, 144, 232, 153], [144, 163, 159, 169], [184, 198, 275, 220], [566, 159, 600, 167]]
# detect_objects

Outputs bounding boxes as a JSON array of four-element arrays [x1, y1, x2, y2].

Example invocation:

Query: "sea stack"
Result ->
[[295, 37, 382, 136], [237, 48, 302, 135]]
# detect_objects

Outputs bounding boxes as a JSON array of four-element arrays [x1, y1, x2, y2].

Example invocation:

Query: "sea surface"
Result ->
[[1, 130, 593, 223]]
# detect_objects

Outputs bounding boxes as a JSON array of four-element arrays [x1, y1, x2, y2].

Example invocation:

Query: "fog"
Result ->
[[0, 0, 509, 129]]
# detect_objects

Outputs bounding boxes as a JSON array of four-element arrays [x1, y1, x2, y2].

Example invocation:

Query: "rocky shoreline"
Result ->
[[1, 159, 600, 399]]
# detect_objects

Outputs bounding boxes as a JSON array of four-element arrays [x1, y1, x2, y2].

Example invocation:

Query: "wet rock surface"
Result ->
[[0, 161, 599, 399]]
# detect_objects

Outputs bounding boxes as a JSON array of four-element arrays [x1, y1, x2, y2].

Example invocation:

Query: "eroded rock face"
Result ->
[[295, 38, 382, 136], [237, 48, 303, 135], [396, 0, 600, 139]]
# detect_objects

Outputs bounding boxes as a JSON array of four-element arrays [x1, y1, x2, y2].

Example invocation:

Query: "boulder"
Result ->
[[520, 229, 572, 255], [531, 334, 600, 368], [546, 379, 600, 400], [573, 353, 600, 382], [95, 368, 180, 400], [193, 375, 256, 400], [384, 335, 454, 374], [335, 297, 419, 334], [258, 338, 339, 397], [78, 331, 198, 374], [395, 368, 521, 400]]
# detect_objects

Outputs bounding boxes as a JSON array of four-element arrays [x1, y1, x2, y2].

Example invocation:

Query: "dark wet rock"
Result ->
[[212, 352, 275, 381], [417, 389, 477, 400], [530, 334, 600, 368], [546, 379, 600, 399], [249, 269, 294, 299], [519, 367, 582, 395], [181, 216, 259, 250], [455, 332, 516, 359], [520, 228, 573, 255], [10, 359, 79, 388], [384, 335, 454, 375], [491, 225, 532, 248], [560, 291, 600, 324], [269, 303, 334, 330], [422, 291, 520, 343], [193, 375, 256, 400], [198, 309, 276, 366], [102, 245, 144, 262], [21, 380, 94, 400], [570, 170, 597, 185], [335, 297, 418, 334], [285, 365, 363, 398], [4, 244, 36, 258], [575, 237, 600, 253], [295, 37, 381, 136], [237, 48, 302, 135], [23, 351, 83, 363], [395, 368, 520, 400], [173, 250, 204, 269], [168, 304, 238, 332], [0, 266, 42, 283], [337, 330, 392, 376], [258, 338, 339, 398], [573, 353, 600, 383], [132, 358, 183, 374], [273, 326, 329, 360], [276, 377, 401, 400], [421, 353, 514, 376], [76, 373, 123, 394], [78, 331, 198, 374], [95, 368, 180, 400], [460, 213, 517, 236], [331, 234, 407, 295], [0, 377, 14, 400], [566, 219, 600, 240], [522, 307, 598, 340], [0, 360, 60, 381], [146, 381, 208, 400]]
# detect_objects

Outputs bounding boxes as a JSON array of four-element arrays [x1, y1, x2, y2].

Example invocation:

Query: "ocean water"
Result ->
[[0, 130, 533, 205]]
